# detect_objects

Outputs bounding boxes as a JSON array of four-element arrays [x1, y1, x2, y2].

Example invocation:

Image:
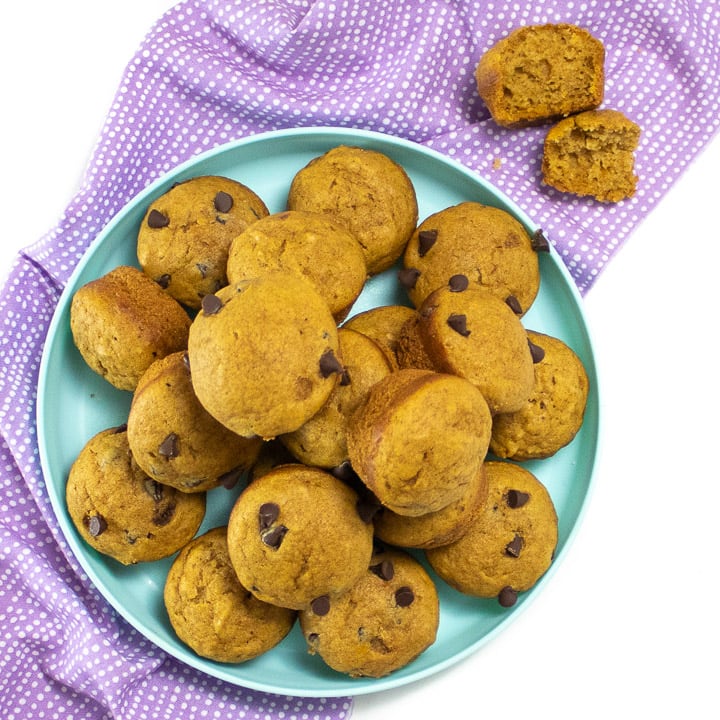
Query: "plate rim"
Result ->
[[36, 125, 602, 698]]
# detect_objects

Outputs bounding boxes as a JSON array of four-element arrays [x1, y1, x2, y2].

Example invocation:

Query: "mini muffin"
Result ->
[[373, 463, 489, 549], [342, 304, 417, 369], [542, 109, 641, 202], [70, 265, 191, 392], [280, 328, 395, 469], [287, 145, 418, 274], [416, 281, 536, 415], [66, 426, 206, 565], [226, 464, 374, 611], [300, 548, 439, 678], [476, 23, 605, 128], [426, 461, 558, 607], [490, 330, 590, 460], [187, 271, 342, 440], [347, 369, 492, 517], [127, 351, 262, 492], [164, 526, 296, 663], [137, 175, 269, 309], [226, 210, 367, 321], [401, 202, 540, 315]]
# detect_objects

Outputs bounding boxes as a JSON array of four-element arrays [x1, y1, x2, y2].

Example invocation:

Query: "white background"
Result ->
[[2, 2, 718, 718]]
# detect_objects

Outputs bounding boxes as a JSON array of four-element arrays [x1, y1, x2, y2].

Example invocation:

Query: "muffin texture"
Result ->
[[66, 426, 206, 565], [347, 369, 492, 516], [542, 109, 641, 202], [401, 201, 540, 315], [300, 548, 439, 677], [164, 527, 296, 663], [476, 23, 605, 128], [490, 331, 590, 460], [226, 464, 374, 611], [415, 282, 536, 415], [280, 328, 395, 469], [187, 271, 342, 439], [287, 145, 418, 274], [70, 265, 191, 392], [426, 461, 558, 606], [137, 175, 269, 309], [226, 210, 367, 322], [127, 351, 262, 492]]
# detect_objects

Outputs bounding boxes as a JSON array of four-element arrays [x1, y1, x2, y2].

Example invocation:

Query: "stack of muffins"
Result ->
[[65, 22, 598, 681]]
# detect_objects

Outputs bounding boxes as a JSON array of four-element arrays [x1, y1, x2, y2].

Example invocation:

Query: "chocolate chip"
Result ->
[[201, 293, 223, 315], [215, 215, 227, 225], [528, 339, 545, 363], [153, 503, 176, 526], [370, 559, 395, 581], [505, 295, 523, 315], [307, 632, 320, 646], [261, 524, 287, 549], [505, 534, 524, 558], [395, 586, 415, 607], [417, 229, 438, 257], [330, 460, 359, 484], [311, 595, 331, 616], [507, 489, 530, 508], [218, 466, 244, 489], [258, 502, 280, 530], [156, 274, 171, 289], [143, 479, 164, 502], [339, 369, 352, 386], [498, 586, 518, 607], [147, 209, 169, 228], [85, 514, 107, 537], [196, 263, 208, 278], [448, 274, 469, 292], [319, 349, 343, 378], [214, 191, 233, 213], [447, 313, 470, 336], [158, 433, 179, 459], [531, 229, 550, 252], [398, 267, 421, 290], [356, 497, 381, 524]]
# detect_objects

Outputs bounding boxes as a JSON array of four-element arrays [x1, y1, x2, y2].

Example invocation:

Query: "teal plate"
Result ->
[[37, 127, 600, 698]]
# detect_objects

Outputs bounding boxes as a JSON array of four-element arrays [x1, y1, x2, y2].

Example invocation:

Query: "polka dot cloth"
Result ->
[[1, 1, 718, 717]]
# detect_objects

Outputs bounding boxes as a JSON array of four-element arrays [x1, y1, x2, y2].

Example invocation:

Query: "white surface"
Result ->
[[2, 2, 718, 718]]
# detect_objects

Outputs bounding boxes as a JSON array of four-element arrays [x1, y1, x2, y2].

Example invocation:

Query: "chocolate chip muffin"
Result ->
[[69, 265, 191, 392], [346, 369, 492, 517], [415, 281, 536, 415], [287, 145, 419, 274], [66, 426, 206, 565], [187, 271, 342, 440], [137, 175, 269, 309], [426, 461, 558, 607], [280, 328, 395, 469], [164, 526, 296, 663], [342, 304, 417, 369], [400, 202, 540, 316], [127, 351, 262, 492], [226, 464, 374, 611], [373, 463, 489, 549], [226, 210, 367, 322], [490, 330, 590, 460], [299, 547, 439, 678]]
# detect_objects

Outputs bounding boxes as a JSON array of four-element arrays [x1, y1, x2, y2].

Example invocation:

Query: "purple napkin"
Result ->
[[1, 1, 718, 718]]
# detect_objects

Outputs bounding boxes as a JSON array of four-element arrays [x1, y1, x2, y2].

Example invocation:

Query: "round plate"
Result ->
[[37, 127, 600, 697]]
